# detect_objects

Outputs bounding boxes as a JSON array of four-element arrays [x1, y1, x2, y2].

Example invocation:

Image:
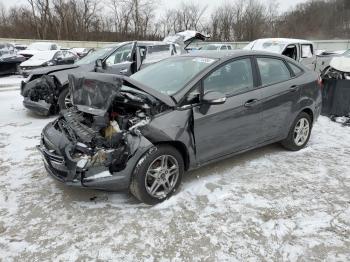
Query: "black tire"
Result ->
[[58, 87, 72, 111], [281, 112, 312, 151], [130, 145, 184, 205]]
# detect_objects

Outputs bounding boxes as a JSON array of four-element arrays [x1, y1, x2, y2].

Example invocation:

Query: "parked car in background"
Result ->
[[21, 31, 208, 116], [200, 44, 233, 51], [316, 49, 350, 74], [14, 44, 28, 51], [18, 42, 59, 60], [38, 51, 322, 204], [244, 38, 317, 70], [20, 50, 78, 77], [321, 50, 350, 80], [0, 42, 25, 75], [71, 48, 94, 58]]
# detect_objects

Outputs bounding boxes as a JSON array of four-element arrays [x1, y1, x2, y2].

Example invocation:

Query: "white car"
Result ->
[[20, 50, 78, 77], [244, 38, 316, 70], [200, 44, 233, 51], [18, 42, 59, 60]]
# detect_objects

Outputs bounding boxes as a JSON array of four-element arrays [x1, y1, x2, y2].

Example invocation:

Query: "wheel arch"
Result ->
[[153, 141, 190, 171], [300, 107, 314, 124]]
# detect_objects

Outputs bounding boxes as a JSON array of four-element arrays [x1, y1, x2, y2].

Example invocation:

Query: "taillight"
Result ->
[[317, 76, 323, 88]]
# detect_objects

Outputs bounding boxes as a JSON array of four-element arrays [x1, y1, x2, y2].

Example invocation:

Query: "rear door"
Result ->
[[98, 42, 137, 76], [256, 56, 301, 141], [193, 57, 263, 163]]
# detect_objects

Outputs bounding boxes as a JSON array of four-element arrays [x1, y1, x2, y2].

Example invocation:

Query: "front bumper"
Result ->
[[23, 97, 52, 116], [38, 121, 153, 191], [21, 77, 55, 116]]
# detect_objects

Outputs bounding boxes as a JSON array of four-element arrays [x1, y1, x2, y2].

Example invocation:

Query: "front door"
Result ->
[[193, 57, 263, 164], [97, 42, 137, 76]]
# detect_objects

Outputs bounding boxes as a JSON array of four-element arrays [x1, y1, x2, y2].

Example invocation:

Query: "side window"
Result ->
[[51, 44, 58, 50], [106, 43, 133, 66], [203, 58, 254, 95], [220, 46, 227, 50], [301, 44, 313, 58], [54, 51, 63, 59], [66, 51, 75, 59], [288, 62, 303, 76], [227, 45, 232, 50], [257, 57, 291, 86], [283, 45, 298, 61]]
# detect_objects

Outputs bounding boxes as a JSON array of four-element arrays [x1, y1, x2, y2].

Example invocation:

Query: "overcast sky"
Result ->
[[0, 0, 308, 16]]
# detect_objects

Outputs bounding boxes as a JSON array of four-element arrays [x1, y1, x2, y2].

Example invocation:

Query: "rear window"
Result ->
[[288, 62, 303, 76], [257, 57, 291, 86]]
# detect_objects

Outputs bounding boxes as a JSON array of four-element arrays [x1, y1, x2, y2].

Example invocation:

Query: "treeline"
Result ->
[[0, 0, 349, 42]]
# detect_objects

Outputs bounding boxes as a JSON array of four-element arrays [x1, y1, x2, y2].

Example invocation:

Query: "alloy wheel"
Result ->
[[145, 155, 179, 199], [64, 92, 72, 108], [293, 118, 310, 146]]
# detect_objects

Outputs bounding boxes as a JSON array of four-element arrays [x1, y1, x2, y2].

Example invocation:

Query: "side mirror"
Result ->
[[202, 91, 226, 105], [95, 59, 103, 68]]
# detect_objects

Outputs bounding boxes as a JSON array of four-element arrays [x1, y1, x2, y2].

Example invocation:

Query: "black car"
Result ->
[[0, 43, 26, 75], [38, 51, 322, 204]]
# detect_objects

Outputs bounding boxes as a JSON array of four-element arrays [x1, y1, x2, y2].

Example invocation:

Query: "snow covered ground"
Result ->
[[0, 75, 24, 88], [0, 87, 349, 261]]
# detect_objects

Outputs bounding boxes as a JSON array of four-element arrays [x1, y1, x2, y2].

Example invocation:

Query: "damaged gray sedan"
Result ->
[[38, 51, 322, 204]]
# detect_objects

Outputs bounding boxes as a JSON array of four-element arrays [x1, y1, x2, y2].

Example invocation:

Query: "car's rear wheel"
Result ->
[[281, 112, 312, 151], [58, 87, 72, 111], [130, 145, 184, 205]]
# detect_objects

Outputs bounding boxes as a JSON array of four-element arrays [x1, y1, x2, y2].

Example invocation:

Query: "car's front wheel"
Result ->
[[281, 112, 312, 151], [130, 145, 184, 205], [58, 87, 72, 111]]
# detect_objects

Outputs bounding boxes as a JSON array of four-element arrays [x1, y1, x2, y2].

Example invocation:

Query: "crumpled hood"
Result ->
[[69, 72, 175, 116], [30, 64, 80, 75], [330, 56, 350, 73]]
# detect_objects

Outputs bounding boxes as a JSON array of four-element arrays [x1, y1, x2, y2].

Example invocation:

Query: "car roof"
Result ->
[[177, 50, 289, 60], [251, 38, 314, 45]]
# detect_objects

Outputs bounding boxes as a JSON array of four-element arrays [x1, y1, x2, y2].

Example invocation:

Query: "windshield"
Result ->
[[75, 46, 115, 65], [31, 51, 55, 60], [130, 56, 217, 95], [27, 43, 52, 51], [201, 45, 219, 50], [249, 41, 286, 54]]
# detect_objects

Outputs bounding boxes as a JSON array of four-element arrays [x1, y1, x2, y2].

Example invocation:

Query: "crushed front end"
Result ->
[[21, 75, 60, 116], [38, 73, 168, 191]]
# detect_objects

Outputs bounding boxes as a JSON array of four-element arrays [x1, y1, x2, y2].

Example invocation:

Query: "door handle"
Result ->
[[290, 85, 299, 92], [119, 68, 128, 75], [244, 99, 259, 107]]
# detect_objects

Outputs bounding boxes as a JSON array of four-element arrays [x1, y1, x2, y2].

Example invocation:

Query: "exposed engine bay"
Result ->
[[48, 72, 174, 183], [321, 66, 350, 80], [53, 93, 155, 176]]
